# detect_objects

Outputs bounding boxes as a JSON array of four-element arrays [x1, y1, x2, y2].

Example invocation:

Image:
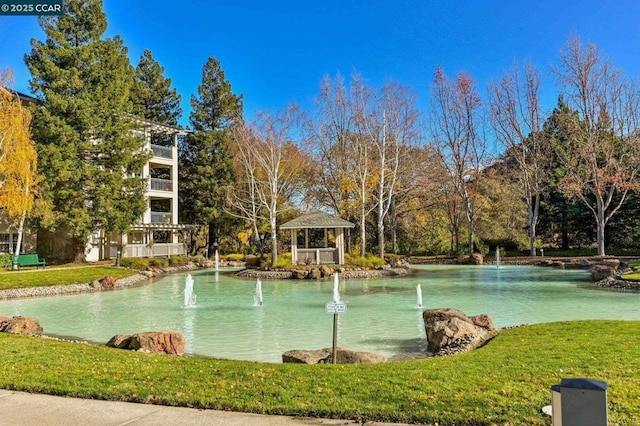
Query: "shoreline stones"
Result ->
[[237, 266, 412, 280]]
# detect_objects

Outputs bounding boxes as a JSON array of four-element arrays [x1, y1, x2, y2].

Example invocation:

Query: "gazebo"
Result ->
[[280, 211, 355, 265]]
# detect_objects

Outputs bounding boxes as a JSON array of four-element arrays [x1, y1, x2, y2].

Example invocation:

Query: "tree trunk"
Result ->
[[528, 194, 540, 256], [378, 218, 385, 258], [270, 214, 278, 266], [360, 203, 366, 257], [561, 201, 569, 250], [596, 209, 606, 256], [207, 224, 216, 260], [73, 237, 86, 263], [12, 211, 27, 270]]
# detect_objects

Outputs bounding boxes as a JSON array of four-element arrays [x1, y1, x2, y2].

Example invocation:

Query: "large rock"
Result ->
[[291, 269, 307, 279], [282, 347, 387, 364], [320, 265, 334, 278], [282, 348, 332, 364], [329, 348, 387, 364], [0, 315, 43, 336], [591, 265, 615, 282], [308, 269, 321, 280], [423, 308, 497, 355], [458, 254, 484, 265], [92, 275, 117, 290], [107, 331, 185, 355]]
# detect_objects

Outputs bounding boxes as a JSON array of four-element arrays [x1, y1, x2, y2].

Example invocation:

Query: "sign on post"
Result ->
[[325, 301, 347, 314]]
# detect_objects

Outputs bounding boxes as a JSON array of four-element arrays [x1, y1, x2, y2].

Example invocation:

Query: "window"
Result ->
[[0, 233, 18, 254], [153, 230, 170, 244], [128, 231, 145, 244]]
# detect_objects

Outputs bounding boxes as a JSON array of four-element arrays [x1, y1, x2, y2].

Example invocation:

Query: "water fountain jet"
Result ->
[[183, 274, 196, 307], [254, 278, 264, 306], [496, 246, 501, 269], [333, 272, 341, 303], [416, 284, 423, 308]]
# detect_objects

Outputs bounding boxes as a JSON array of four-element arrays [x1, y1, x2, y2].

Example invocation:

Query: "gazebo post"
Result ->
[[291, 228, 297, 265]]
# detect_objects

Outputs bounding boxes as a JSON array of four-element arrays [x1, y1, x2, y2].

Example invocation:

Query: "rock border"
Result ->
[[236, 266, 413, 280], [0, 263, 199, 300]]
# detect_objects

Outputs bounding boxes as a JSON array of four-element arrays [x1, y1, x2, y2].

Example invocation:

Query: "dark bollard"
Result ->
[[550, 378, 607, 426]]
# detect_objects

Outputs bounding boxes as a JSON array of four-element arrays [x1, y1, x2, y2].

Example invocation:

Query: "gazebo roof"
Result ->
[[280, 211, 355, 230]]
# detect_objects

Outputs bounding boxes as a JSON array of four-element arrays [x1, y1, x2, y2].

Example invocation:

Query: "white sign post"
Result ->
[[326, 301, 347, 364]]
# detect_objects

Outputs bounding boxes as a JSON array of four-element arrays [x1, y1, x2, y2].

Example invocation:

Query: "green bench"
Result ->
[[11, 254, 47, 269]]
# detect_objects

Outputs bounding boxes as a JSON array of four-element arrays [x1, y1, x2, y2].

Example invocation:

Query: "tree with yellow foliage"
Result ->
[[0, 70, 40, 267]]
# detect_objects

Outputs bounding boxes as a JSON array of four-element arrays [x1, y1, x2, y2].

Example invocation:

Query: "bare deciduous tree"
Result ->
[[554, 36, 640, 256], [489, 61, 544, 256], [356, 82, 420, 257], [309, 74, 377, 256], [229, 104, 307, 265], [429, 67, 488, 255]]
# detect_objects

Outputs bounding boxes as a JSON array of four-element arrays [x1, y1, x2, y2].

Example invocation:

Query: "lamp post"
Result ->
[[259, 233, 266, 259]]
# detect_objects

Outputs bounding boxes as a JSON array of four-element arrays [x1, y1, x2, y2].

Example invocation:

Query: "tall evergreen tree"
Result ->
[[131, 49, 181, 125], [179, 56, 242, 256], [537, 97, 592, 249], [25, 0, 148, 262]]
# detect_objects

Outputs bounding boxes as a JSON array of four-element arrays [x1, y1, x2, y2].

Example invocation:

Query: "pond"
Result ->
[[1, 265, 638, 363]]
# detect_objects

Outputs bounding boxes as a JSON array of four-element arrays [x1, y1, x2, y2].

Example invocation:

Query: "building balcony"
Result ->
[[151, 144, 172, 159], [150, 211, 173, 224], [150, 178, 173, 192]]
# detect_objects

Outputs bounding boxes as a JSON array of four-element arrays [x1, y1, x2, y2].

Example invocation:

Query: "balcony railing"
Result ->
[[150, 178, 172, 192], [151, 144, 172, 159], [110, 243, 186, 258], [295, 248, 338, 265], [150, 211, 173, 224]]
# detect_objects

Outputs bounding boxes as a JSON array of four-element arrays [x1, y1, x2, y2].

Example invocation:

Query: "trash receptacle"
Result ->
[[551, 378, 607, 426]]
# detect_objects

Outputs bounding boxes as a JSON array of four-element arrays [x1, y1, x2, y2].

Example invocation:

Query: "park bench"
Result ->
[[11, 254, 47, 269]]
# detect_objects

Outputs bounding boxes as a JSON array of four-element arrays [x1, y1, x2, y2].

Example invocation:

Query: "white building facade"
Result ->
[[85, 120, 190, 261]]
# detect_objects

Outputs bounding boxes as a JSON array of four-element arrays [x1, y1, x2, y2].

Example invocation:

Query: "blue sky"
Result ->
[[1, 1, 640, 128]]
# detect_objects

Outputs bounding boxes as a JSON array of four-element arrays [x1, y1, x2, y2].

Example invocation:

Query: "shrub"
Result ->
[[224, 253, 244, 262], [148, 258, 168, 268], [189, 255, 206, 264], [273, 253, 292, 269], [168, 255, 188, 266], [120, 258, 150, 271], [384, 253, 400, 266], [0, 253, 11, 269], [349, 254, 385, 268]]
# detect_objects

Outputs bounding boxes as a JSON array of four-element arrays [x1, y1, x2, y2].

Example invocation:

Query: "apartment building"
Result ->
[[1, 91, 192, 260], [87, 119, 190, 261]]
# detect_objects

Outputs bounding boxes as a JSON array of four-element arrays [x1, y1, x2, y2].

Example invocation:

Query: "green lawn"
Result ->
[[0, 321, 638, 425], [0, 267, 137, 290], [622, 260, 640, 281]]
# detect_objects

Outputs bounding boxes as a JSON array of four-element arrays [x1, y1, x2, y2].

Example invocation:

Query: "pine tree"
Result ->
[[25, 0, 148, 262], [131, 49, 181, 125], [179, 56, 242, 256]]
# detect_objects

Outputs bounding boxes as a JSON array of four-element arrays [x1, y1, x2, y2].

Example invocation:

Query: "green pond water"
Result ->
[[1, 265, 638, 363]]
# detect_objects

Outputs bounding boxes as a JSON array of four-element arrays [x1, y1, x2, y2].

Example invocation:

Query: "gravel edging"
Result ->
[[0, 263, 199, 300]]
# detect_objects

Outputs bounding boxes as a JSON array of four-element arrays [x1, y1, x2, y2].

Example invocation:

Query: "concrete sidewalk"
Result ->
[[0, 389, 411, 426]]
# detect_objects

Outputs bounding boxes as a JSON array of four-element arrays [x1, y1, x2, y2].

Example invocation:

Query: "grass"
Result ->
[[0, 267, 138, 290], [621, 260, 640, 281], [0, 321, 638, 425]]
